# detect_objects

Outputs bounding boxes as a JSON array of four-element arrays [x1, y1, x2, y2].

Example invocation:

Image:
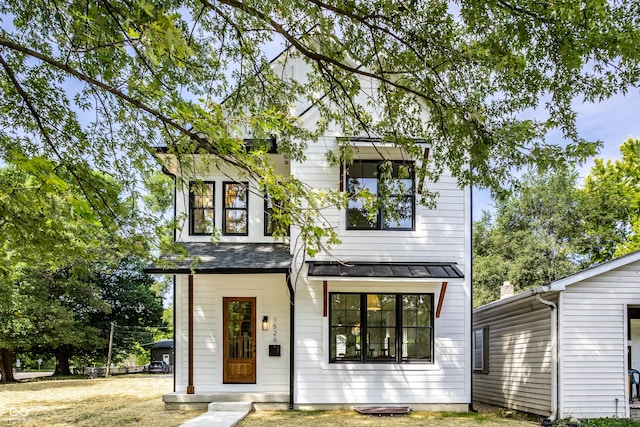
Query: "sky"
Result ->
[[472, 91, 640, 220]]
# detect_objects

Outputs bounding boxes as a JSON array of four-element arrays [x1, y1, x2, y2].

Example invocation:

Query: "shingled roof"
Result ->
[[144, 242, 292, 274]]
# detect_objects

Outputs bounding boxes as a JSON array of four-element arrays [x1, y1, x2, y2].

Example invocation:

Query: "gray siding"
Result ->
[[473, 294, 557, 416]]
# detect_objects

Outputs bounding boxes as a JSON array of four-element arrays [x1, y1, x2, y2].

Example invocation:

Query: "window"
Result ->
[[189, 181, 215, 235], [346, 160, 415, 230], [329, 293, 433, 363], [473, 327, 489, 373], [264, 194, 290, 236], [223, 182, 248, 235]]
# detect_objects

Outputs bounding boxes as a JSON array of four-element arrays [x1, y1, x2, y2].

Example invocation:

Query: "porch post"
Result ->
[[187, 274, 195, 394]]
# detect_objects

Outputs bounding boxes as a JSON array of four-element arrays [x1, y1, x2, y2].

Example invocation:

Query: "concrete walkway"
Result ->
[[180, 402, 252, 427]]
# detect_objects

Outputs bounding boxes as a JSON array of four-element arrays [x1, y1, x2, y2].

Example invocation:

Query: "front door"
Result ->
[[223, 297, 256, 383]]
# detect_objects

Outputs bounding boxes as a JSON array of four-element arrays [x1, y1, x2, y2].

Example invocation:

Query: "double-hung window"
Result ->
[[189, 181, 215, 235], [346, 160, 415, 230], [223, 182, 249, 235], [473, 327, 489, 373], [330, 293, 433, 363], [264, 194, 290, 236]]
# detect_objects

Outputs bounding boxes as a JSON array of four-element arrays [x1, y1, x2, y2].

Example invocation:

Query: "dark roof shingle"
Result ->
[[145, 242, 291, 274]]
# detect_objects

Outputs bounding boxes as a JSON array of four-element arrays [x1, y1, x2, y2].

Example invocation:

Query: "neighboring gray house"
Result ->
[[151, 339, 174, 369], [473, 251, 640, 421]]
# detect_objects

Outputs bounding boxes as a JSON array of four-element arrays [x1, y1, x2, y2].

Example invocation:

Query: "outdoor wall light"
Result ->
[[262, 316, 269, 331]]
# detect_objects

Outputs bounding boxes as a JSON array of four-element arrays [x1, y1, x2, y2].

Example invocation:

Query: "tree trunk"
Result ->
[[53, 350, 72, 376], [0, 348, 17, 383]]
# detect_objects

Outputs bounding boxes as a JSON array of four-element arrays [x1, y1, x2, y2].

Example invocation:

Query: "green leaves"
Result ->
[[472, 166, 585, 306], [475, 137, 640, 306], [580, 137, 640, 263], [0, 0, 639, 261]]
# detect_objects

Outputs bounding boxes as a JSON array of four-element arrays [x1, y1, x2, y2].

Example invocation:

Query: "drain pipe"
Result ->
[[286, 272, 295, 410], [536, 292, 558, 425]]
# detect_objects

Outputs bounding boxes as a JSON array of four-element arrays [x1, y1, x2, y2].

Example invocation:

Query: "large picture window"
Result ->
[[330, 293, 433, 363], [223, 182, 248, 235], [189, 181, 215, 235], [346, 160, 415, 230]]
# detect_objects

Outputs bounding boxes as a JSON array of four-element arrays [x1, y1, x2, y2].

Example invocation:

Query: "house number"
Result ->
[[272, 317, 278, 342]]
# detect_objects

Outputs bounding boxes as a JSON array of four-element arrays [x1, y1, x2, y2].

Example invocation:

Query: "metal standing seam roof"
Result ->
[[144, 242, 292, 274], [307, 261, 463, 279]]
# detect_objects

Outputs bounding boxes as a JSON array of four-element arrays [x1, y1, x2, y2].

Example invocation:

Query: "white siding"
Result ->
[[473, 295, 556, 416], [290, 136, 467, 267], [174, 273, 290, 394], [168, 53, 470, 405], [293, 271, 469, 405], [169, 155, 290, 244], [559, 261, 640, 419]]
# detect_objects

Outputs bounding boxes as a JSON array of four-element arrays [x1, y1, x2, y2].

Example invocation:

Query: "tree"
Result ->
[[0, 163, 109, 382], [2, 0, 640, 252], [0, 162, 152, 382], [473, 167, 584, 306], [580, 137, 640, 265], [86, 257, 165, 367]]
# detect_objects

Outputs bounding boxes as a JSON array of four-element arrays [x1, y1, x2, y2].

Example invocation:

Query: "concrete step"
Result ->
[[208, 401, 253, 412]]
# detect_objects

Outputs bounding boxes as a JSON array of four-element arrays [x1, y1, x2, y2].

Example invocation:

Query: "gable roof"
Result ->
[[548, 250, 640, 291], [144, 242, 292, 274], [474, 250, 640, 313]]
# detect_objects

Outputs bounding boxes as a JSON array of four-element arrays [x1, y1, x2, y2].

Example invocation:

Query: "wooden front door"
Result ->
[[223, 297, 256, 383]]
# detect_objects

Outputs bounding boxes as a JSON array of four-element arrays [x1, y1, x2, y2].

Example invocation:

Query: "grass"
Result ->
[[2, 375, 640, 427], [237, 408, 540, 426], [0, 374, 204, 426]]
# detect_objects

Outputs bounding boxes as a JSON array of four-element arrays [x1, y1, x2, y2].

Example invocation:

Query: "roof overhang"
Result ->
[[306, 261, 463, 282], [144, 242, 292, 275], [548, 249, 640, 291], [474, 250, 640, 313]]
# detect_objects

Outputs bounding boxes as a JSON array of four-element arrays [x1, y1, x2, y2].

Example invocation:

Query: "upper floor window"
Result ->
[[264, 194, 290, 237], [330, 293, 433, 363], [223, 182, 248, 235], [346, 160, 415, 230], [189, 181, 215, 235]]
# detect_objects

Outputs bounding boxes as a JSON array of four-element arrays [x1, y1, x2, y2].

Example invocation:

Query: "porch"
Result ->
[[163, 391, 290, 411]]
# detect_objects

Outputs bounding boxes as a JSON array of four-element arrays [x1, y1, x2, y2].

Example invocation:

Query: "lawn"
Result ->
[[0, 374, 204, 426], [238, 407, 540, 427], [2, 375, 639, 427]]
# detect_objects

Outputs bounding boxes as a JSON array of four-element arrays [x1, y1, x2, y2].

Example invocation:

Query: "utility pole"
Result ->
[[105, 321, 116, 377]]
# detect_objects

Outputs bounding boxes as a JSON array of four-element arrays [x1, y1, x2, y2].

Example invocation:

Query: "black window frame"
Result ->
[[189, 181, 215, 235], [345, 160, 415, 231], [329, 292, 434, 364], [264, 193, 290, 237], [223, 181, 249, 236]]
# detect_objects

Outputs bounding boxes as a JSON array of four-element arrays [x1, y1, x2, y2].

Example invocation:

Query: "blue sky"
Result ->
[[472, 91, 640, 220]]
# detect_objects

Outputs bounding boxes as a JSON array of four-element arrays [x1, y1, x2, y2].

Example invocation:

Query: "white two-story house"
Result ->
[[146, 52, 472, 412]]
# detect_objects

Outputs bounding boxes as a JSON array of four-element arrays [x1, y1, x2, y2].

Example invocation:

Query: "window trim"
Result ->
[[345, 160, 415, 231], [329, 292, 434, 364], [189, 181, 215, 235], [473, 326, 489, 374], [223, 181, 249, 236]]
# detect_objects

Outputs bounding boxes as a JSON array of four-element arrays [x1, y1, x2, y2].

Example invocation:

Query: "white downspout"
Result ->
[[537, 293, 558, 424]]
